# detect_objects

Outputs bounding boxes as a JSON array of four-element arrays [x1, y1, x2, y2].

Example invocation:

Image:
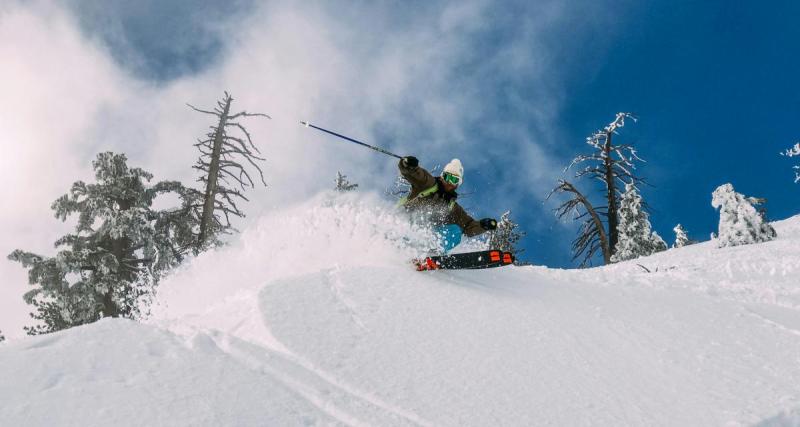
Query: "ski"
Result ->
[[414, 250, 514, 271]]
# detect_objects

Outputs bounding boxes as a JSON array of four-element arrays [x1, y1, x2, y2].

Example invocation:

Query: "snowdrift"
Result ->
[[2, 192, 800, 426]]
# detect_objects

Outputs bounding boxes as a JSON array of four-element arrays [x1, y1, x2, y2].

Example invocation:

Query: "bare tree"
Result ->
[[188, 92, 270, 249], [549, 113, 645, 266], [547, 180, 610, 266]]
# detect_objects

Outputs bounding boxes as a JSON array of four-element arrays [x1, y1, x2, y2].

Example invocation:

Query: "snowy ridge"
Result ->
[[2, 193, 800, 426], [571, 216, 800, 308]]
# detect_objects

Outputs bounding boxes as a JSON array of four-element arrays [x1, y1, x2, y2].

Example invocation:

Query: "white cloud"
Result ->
[[0, 2, 142, 336], [0, 0, 594, 337]]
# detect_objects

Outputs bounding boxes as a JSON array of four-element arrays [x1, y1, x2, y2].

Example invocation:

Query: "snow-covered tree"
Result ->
[[334, 171, 358, 192], [550, 113, 646, 266], [782, 142, 800, 183], [651, 231, 668, 253], [188, 92, 270, 250], [487, 210, 526, 257], [610, 183, 665, 262], [711, 183, 777, 248], [672, 224, 692, 248], [7, 153, 195, 335]]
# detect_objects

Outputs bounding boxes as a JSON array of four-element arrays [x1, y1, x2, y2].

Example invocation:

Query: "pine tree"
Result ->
[[782, 142, 800, 183], [673, 224, 691, 248], [550, 113, 646, 266], [650, 231, 668, 253], [487, 211, 526, 257], [711, 183, 777, 248], [7, 152, 195, 334], [334, 171, 358, 192], [0, 330, 5, 343], [610, 183, 665, 262], [188, 92, 270, 250]]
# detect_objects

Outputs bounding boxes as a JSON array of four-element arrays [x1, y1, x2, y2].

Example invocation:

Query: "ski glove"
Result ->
[[402, 156, 419, 168], [480, 218, 498, 231]]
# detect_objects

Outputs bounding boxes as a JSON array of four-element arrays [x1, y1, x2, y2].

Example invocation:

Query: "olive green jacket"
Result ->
[[398, 159, 486, 237]]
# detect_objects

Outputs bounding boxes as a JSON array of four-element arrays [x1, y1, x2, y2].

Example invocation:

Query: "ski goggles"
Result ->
[[442, 172, 461, 186]]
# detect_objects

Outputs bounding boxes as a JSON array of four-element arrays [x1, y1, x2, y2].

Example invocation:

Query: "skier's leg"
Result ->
[[434, 224, 462, 253]]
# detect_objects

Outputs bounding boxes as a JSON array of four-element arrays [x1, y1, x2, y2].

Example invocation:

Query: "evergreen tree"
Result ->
[[711, 183, 777, 248], [610, 183, 665, 262], [188, 92, 270, 250], [334, 171, 358, 192], [673, 224, 691, 248], [550, 112, 646, 266], [7, 152, 194, 334], [650, 231, 668, 253], [782, 142, 800, 183], [487, 211, 526, 258], [0, 330, 4, 343]]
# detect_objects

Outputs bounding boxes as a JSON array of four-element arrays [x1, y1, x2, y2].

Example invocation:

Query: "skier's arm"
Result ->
[[450, 203, 486, 237], [398, 157, 436, 191]]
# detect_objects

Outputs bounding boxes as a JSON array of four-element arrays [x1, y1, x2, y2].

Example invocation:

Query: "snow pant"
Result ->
[[435, 224, 462, 253]]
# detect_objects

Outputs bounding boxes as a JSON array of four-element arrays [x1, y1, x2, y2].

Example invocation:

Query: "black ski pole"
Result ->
[[300, 121, 402, 159]]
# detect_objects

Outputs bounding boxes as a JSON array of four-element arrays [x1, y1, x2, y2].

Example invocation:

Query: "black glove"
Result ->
[[401, 156, 419, 168], [480, 218, 498, 231]]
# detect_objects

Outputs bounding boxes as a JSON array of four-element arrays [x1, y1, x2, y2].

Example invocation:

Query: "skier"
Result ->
[[398, 156, 497, 252], [300, 122, 514, 269]]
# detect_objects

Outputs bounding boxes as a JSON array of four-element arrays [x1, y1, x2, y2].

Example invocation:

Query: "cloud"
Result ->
[[0, 1, 143, 336], [1, 0, 605, 337]]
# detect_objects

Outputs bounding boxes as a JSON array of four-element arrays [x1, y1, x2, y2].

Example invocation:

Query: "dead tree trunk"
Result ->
[[604, 131, 618, 253], [189, 92, 269, 250], [548, 180, 611, 266], [198, 95, 232, 246], [555, 112, 641, 266]]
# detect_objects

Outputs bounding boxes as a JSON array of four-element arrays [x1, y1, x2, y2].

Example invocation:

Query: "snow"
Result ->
[[2, 192, 800, 426]]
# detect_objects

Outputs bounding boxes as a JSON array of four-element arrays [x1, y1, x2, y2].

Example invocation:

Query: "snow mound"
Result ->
[[149, 192, 434, 342]]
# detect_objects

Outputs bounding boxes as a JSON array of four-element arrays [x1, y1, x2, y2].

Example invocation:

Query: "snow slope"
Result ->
[[2, 193, 800, 426]]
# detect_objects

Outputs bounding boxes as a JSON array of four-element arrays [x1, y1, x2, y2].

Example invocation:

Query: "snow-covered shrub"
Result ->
[[487, 210, 526, 257], [611, 183, 666, 262], [782, 143, 800, 183], [672, 224, 694, 248], [334, 171, 358, 192], [711, 183, 776, 248]]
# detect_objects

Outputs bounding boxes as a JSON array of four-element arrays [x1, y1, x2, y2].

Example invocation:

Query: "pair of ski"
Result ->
[[414, 249, 515, 271]]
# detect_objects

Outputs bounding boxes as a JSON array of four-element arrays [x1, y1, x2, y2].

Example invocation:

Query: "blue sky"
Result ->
[[553, 1, 800, 266]]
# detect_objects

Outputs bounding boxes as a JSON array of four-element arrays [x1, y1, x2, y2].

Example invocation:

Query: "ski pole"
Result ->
[[300, 121, 403, 159]]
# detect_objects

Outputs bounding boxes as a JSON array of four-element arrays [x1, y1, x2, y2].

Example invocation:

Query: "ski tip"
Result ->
[[413, 257, 440, 271], [300, 120, 310, 127]]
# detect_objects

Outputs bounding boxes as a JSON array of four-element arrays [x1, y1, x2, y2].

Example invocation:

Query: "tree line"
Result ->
[[549, 112, 787, 268], [3, 103, 796, 338], [7, 92, 269, 335]]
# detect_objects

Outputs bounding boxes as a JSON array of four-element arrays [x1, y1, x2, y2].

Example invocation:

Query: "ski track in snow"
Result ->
[[3, 194, 800, 426]]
